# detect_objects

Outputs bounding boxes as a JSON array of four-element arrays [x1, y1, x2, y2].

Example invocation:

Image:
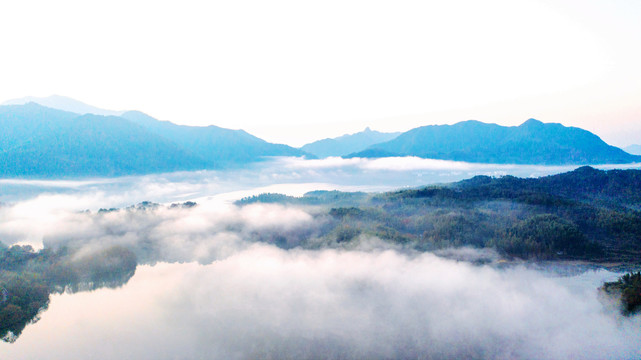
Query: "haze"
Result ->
[[2, 2, 641, 358], [1, 0, 640, 146]]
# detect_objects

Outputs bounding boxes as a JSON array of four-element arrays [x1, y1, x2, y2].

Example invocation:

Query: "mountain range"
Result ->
[[0, 102, 307, 177], [0, 95, 639, 178], [120, 111, 304, 166], [345, 119, 641, 165]]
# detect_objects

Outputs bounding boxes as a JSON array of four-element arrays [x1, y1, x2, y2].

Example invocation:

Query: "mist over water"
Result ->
[[1, 157, 590, 249], [0, 157, 596, 206], [1, 158, 641, 359], [2, 247, 639, 360]]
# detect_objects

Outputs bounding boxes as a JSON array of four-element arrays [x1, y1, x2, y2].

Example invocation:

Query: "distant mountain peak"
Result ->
[[300, 128, 401, 158], [624, 144, 641, 155], [2, 95, 124, 117], [450, 120, 494, 129], [520, 118, 544, 127], [121, 110, 147, 116], [120, 110, 155, 121]]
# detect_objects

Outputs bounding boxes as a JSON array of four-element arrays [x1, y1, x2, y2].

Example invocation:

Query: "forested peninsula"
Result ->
[[0, 244, 136, 342], [239, 166, 641, 263]]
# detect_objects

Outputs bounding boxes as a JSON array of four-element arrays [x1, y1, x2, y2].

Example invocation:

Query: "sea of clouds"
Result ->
[[1, 158, 640, 359]]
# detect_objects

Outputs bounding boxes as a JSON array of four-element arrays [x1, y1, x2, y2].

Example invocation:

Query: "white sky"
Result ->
[[1, 0, 639, 147]]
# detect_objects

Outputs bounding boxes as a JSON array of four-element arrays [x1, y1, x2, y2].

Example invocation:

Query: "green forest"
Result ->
[[601, 272, 641, 315], [239, 166, 641, 261]]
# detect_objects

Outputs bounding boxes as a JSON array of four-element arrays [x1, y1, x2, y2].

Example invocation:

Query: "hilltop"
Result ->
[[346, 119, 640, 165]]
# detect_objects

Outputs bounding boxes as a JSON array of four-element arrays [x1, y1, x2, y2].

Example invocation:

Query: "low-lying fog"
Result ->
[[1, 157, 640, 359], [2, 246, 639, 359], [0, 156, 601, 206]]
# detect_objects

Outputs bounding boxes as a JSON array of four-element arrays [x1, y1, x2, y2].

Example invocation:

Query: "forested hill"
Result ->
[[346, 119, 641, 165], [0, 103, 308, 178], [239, 166, 641, 263], [435, 165, 641, 209]]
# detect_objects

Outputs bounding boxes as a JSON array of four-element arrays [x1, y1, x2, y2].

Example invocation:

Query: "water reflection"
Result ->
[[1, 246, 639, 360], [0, 244, 136, 342]]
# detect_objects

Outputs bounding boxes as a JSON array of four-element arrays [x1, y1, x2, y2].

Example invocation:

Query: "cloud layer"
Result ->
[[2, 164, 641, 359], [4, 157, 616, 207], [1, 245, 639, 360]]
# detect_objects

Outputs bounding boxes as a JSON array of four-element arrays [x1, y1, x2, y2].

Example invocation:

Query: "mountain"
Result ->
[[346, 119, 641, 165], [0, 103, 206, 177], [2, 95, 124, 117], [300, 127, 400, 158], [120, 111, 308, 165], [0, 103, 308, 178], [624, 144, 641, 155]]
